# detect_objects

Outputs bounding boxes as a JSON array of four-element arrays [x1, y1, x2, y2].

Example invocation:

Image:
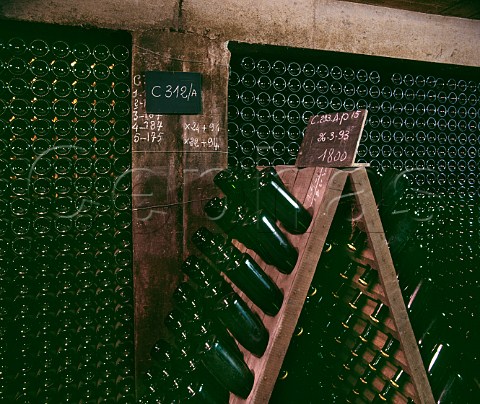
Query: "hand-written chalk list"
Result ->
[[132, 75, 165, 145], [296, 110, 368, 167], [132, 74, 222, 152]]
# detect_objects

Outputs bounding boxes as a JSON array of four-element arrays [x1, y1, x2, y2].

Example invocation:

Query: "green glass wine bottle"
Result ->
[[214, 166, 312, 234], [195, 331, 254, 399], [204, 197, 298, 273], [192, 227, 283, 315], [209, 286, 269, 357]]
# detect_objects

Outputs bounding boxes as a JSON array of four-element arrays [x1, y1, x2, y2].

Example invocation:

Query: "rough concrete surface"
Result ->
[[2, 0, 479, 67], [312, 1, 480, 66], [183, 0, 317, 49], [182, 0, 480, 66], [0, 0, 181, 31]]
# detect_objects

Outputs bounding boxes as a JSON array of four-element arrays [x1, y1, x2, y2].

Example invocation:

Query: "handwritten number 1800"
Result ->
[[318, 148, 348, 163]]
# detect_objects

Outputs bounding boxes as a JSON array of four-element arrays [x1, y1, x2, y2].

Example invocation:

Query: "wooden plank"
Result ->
[[349, 167, 435, 404], [131, 30, 229, 389], [131, 30, 185, 386], [230, 167, 349, 403]]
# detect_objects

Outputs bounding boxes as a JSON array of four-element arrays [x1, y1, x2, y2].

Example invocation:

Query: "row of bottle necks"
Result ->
[[0, 154, 132, 179], [227, 148, 480, 190], [4, 161, 128, 183], [228, 137, 479, 162], [228, 89, 479, 116], [227, 158, 480, 180], [0, 78, 130, 102], [0, 59, 129, 83], [228, 86, 479, 115], [233, 57, 480, 92], [229, 124, 479, 148], [5, 173, 128, 192], [1, 193, 131, 213], [1, 237, 131, 262], [0, 160, 130, 182], [0, 37, 130, 61], [227, 157, 480, 194], [229, 84, 480, 118], [229, 105, 479, 133], [0, 37, 130, 76], [0, 99, 131, 120], [230, 75, 480, 108], [0, 193, 130, 214], [0, 117, 130, 138]]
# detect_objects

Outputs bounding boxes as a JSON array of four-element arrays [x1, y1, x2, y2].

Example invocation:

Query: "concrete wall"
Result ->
[[2, 0, 480, 67]]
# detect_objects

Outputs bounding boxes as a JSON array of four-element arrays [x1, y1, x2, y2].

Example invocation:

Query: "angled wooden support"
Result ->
[[230, 166, 348, 403], [228, 166, 434, 404], [349, 167, 435, 404]]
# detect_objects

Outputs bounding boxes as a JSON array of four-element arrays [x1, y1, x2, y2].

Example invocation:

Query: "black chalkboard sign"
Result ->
[[145, 71, 202, 114], [296, 110, 368, 167]]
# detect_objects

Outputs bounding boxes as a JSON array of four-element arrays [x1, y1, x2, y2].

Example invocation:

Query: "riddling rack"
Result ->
[[223, 166, 434, 404]]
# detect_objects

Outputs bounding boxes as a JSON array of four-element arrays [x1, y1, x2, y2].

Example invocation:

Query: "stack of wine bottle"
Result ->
[[140, 165, 314, 402], [0, 23, 135, 403], [269, 167, 478, 403], [269, 176, 414, 403], [227, 45, 480, 203]]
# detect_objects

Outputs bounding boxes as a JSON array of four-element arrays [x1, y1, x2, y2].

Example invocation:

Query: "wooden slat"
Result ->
[[232, 166, 433, 403], [230, 167, 350, 403], [131, 30, 229, 388], [349, 167, 435, 404]]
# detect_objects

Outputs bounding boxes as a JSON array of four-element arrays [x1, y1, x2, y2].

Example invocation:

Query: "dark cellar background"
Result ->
[[0, 20, 134, 403], [0, 16, 479, 403], [227, 41, 479, 402]]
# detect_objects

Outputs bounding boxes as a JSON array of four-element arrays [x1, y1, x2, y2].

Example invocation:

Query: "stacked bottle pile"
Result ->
[[270, 182, 416, 403], [139, 166, 314, 402], [227, 45, 480, 204], [0, 22, 134, 403], [367, 168, 478, 402], [381, 171, 478, 402], [393, 201, 478, 402], [270, 168, 478, 403]]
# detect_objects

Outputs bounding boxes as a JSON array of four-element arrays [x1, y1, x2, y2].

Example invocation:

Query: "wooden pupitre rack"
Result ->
[[226, 165, 435, 404]]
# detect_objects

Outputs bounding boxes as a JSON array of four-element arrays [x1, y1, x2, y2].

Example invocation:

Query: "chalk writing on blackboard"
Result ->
[[296, 110, 368, 167], [145, 71, 202, 115], [183, 137, 220, 150], [132, 86, 165, 143]]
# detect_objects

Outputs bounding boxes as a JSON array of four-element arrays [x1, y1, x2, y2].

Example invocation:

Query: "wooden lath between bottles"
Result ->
[[349, 167, 435, 404], [229, 166, 346, 403], [228, 166, 434, 404]]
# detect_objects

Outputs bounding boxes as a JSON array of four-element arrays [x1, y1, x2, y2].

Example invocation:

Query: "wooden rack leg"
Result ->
[[349, 167, 435, 404], [230, 168, 350, 403]]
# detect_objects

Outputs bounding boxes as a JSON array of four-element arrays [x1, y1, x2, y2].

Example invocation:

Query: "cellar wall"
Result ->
[[1, 0, 480, 67]]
